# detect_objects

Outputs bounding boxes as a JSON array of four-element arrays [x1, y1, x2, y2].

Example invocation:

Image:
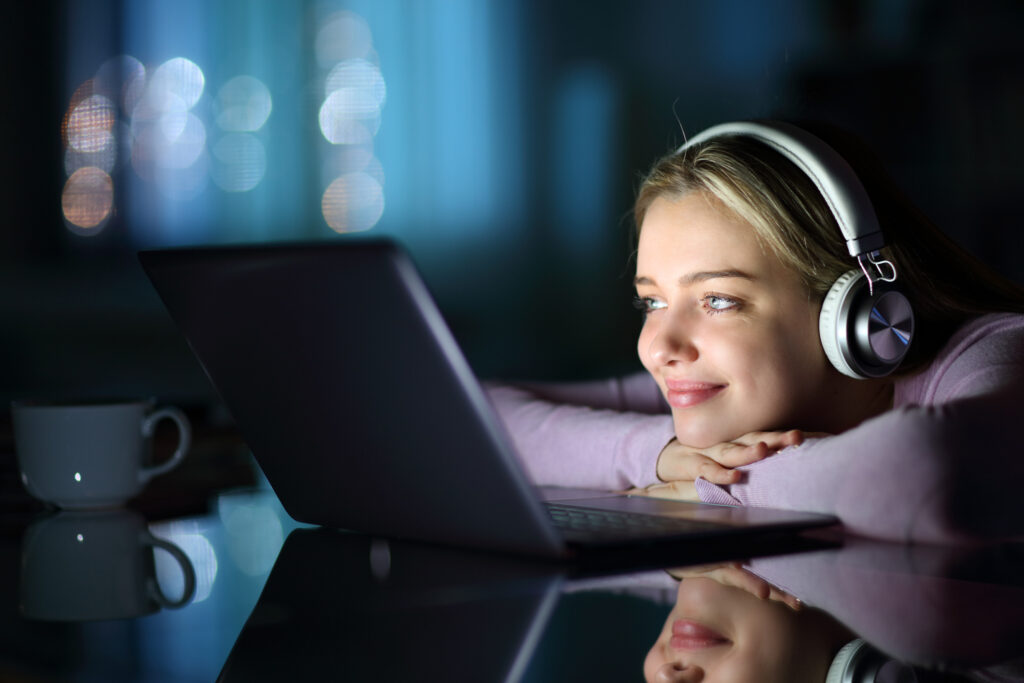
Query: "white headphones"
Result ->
[[678, 121, 915, 379], [826, 639, 919, 683]]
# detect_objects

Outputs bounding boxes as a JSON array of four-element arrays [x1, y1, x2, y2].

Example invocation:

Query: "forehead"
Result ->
[[637, 194, 773, 273]]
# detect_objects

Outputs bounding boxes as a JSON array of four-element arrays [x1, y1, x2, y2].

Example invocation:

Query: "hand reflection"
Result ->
[[666, 562, 802, 612], [644, 564, 853, 683]]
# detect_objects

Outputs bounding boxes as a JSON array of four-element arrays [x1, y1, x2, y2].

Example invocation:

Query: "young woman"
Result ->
[[488, 120, 1024, 543]]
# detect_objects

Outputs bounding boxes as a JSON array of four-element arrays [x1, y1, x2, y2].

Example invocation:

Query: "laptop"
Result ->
[[139, 239, 837, 559]]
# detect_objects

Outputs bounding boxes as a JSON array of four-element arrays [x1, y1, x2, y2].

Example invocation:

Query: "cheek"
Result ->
[[742, 327, 832, 422]]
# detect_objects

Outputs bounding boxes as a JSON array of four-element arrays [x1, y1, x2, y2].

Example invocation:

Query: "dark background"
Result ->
[[3, 0, 1024, 411]]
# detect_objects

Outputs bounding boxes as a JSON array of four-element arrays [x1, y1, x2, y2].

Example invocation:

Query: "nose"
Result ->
[[654, 662, 705, 682], [643, 311, 699, 366]]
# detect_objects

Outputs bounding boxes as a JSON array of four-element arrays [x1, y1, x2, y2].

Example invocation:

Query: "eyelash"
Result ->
[[702, 294, 740, 314], [632, 294, 740, 315]]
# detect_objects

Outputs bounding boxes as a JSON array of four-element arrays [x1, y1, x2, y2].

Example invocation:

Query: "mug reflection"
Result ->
[[20, 508, 196, 622]]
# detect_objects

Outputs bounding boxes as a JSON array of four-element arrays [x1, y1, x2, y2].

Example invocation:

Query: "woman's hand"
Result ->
[[627, 430, 807, 501]]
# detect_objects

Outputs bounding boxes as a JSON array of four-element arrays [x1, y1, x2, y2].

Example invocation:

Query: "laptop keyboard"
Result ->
[[545, 502, 726, 543]]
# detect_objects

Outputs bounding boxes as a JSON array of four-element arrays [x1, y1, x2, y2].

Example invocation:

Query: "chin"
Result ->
[[672, 422, 736, 449]]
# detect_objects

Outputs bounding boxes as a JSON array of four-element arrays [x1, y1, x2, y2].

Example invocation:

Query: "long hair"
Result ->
[[633, 123, 1024, 374]]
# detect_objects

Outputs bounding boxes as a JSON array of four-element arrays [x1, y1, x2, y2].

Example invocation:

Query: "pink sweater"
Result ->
[[487, 313, 1024, 543]]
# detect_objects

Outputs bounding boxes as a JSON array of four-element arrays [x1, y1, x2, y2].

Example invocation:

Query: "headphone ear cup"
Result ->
[[825, 639, 918, 683], [819, 270, 866, 379], [826, 639, 865, 683], [818, 270, 914, 379]]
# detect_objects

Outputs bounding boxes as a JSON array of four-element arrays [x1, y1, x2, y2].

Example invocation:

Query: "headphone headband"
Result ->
[[677, 121, 913, 379], [678, 121, 885, 258]]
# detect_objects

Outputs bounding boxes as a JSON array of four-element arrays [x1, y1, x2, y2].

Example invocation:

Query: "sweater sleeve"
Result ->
[[695, 314, 1024, 543], [485, 373, 676, 490]]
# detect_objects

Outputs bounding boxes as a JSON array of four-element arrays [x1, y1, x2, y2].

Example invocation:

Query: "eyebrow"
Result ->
[[633, 270, 756, 288]]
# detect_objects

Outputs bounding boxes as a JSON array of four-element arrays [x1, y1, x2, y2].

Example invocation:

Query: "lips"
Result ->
[[670, 619, 730, 650], [663, 379, 725, 409]]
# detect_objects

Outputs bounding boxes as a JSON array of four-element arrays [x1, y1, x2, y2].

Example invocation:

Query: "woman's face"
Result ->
[[643, 577, 838, 682], [635, 192, 838, 448]]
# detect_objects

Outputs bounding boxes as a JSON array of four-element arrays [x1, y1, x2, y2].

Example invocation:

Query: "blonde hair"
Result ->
[[634, 128, 1024, 372]]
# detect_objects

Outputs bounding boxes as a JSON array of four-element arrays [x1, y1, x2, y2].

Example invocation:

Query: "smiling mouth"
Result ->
[[664, 380, 725, 409], [670, 619, 730, 650]]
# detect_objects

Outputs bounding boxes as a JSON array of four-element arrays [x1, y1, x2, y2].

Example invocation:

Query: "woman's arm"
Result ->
[[696, 315, 1024, 543], [489, 371, 669, 413], [485, 373, 676, 490]]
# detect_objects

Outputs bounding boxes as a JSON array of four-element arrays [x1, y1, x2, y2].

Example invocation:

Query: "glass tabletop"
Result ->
[[3, 453, 1024, 682]]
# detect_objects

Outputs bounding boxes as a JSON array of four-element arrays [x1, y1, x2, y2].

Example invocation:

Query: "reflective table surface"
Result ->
[[3, 441, 1024, 681]]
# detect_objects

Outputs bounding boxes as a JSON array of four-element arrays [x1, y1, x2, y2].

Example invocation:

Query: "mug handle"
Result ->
[[139, 406, 192, 483], [143, 532, 197, 609]]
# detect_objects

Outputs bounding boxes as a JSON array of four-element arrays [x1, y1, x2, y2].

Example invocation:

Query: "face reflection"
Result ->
[[635, 193, 838, 448], [643, 577, 838, 682]]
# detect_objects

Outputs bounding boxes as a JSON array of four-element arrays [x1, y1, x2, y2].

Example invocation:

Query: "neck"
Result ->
[[832, 378, 894, 433]]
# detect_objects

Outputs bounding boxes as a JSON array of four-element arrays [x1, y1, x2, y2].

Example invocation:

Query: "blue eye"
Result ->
[[703, 294, 739, 313], [632, 296, 666, 313]]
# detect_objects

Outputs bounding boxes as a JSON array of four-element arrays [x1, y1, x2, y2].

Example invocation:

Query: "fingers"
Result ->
[[657, 441, 759, 481], [731, 429, 805, 451], [633, 480, 700, 502], [657, 451, 744, 484], [696, 457, 744, 484], [768, 585, 803, 611], [706, 441, 771, 468], [655, 430, 819, 487]]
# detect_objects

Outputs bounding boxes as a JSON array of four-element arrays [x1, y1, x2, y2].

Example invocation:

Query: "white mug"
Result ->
[[20, 509, 197, 621], [11, 399, 191, 509]]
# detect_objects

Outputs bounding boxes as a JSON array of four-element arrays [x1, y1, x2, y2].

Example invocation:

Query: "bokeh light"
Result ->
[[132, 113, 207, 173], [211, 133, 267, 192], [67, 94, 116, 153], [315, 11, 373, 67], [215, 75, 272, 132], [321, 143, 375, 178], [164, 112, 206, 168], [61, 166, 114, 232], [318, 59, 385, 144], [127, 57, 209, 197], [150, 521, 219, 605], [221, 501, 283, 578], [61, 81, 95, 149], [321, 171, 384, 232], [64, 143, 117, 176], [323, 58, 386, 104], [317, 11, 386, 233], [149, 57, 205, 110], [93, 54, 147, 116]]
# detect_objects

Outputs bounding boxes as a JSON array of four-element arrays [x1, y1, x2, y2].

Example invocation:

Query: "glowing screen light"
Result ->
[[62, 166, 114, 233]]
